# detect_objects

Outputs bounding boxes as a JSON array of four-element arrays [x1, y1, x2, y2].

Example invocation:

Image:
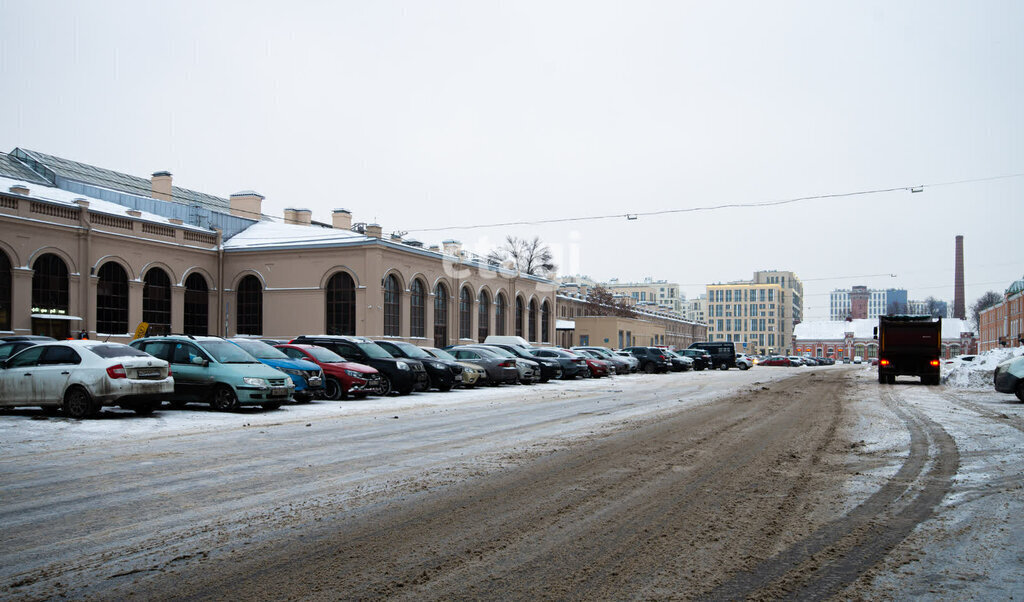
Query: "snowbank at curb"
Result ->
[[943, 346, 1024, 388]]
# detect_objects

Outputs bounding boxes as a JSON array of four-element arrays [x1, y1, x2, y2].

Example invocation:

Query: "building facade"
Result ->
[[554, 294, 706, 349], [829, 287, 906, 321], [706, 270, 803, 355], [558, 275, 684, 314], [0, 149, 556, 346], [682, 294, 707, 324], [977, 275, 1024, 352]]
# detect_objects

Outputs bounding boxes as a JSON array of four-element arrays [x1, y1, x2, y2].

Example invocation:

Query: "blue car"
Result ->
[[229, 338, 324, 401]]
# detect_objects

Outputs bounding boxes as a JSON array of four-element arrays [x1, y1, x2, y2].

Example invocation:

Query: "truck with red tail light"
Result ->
[[873, 315, 942, 385]]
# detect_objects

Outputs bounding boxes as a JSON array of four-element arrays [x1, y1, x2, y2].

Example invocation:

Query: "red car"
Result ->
[[759, 356, 792, 366], [564, 348, 611, 377], [275, 344, 382, 399]]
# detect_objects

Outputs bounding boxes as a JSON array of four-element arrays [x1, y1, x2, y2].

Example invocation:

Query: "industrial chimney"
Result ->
[[953, 235, 966, 319]]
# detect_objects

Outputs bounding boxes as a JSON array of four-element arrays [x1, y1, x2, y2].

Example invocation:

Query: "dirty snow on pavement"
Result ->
[[843, 369, 1024, 600]]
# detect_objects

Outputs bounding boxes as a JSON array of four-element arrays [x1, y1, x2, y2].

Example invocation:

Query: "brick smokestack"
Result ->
[[953, 235, 966, 319]]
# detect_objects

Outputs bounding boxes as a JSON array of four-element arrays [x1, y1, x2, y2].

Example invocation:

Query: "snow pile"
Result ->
[[943, 347, 1024, 388]]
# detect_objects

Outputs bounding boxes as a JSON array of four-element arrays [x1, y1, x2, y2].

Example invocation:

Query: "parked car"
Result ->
[[994, 355, 1024, 401], [787, 356, 807, 366], [612, 350, 642, 373], [374, 340, 462, 391], [482, 335, 533, 349], [572, 349, 613, 377], [735, 353, 754, 370], [622, 346, 673, 374], [801, 356, 819, 366], [760, 356, 793, 366], [230, 338, 324, 401], [815, 356, 836, 366], [572, 346, 632, 375], [529, 347, 589, 379], [291, 335, 429, 395], [662, 350, 694, 372], [0, 335, 56, 361], [674, 348, 712, 371], [275, 343, 382, 400], [688, 342, 737, 370], [0, 340, 173, 418], [488, 343, 563, 382], [420, 347, 488, 388], [853, 355, 864, 364], [132, 335, 293, 411], [445, 346, 519, 385], [460, 344, 539, 384]]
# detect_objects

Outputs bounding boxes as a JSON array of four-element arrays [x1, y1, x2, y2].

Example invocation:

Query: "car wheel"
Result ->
[[378, 375, 393, 396], [63, 387, 97, 419], [738, 363, 749, 371], [644, 362, 657, 374], [438, 381, 454, 392], [1015, 381, 1024, 402], [211, 385, 239, 412], [324, 377, 345, 401], [261, 401, 282, 411]]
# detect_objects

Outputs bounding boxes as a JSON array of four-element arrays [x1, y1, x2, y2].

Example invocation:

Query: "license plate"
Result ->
[[455, 374, 462, 381], [137, 368, 160, 377], [271, 387, 289, 396], [308, 377, 322, 387]]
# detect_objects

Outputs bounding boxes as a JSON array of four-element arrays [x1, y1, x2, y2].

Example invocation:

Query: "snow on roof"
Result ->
[[795, 317, 972, 341], [223, 220, 369, 250], [1, 175, 212, 232], [556, 319, 575, 330]]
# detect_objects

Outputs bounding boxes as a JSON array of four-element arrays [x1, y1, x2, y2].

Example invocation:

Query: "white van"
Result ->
[[483, 335, 533, 349]]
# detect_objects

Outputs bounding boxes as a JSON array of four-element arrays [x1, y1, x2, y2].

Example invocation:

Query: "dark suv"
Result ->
[[374, 340, 462, 391], [291, 335, 429, 395], [688, 342, 737, 370], [675, 348, 712, 371], [622, 346, 673, 373]]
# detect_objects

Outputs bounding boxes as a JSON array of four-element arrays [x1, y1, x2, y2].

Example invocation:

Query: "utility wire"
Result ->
[[406, 172, 1024, 233]]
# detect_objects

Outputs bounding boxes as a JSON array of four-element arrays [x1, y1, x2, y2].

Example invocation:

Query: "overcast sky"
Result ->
[[1, 1, 1021, 320]]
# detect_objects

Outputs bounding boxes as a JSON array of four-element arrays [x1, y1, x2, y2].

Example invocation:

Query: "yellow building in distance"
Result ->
[[706, 270, 803, 355]]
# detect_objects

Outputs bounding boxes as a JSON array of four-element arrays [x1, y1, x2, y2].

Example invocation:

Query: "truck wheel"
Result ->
[[878, 373, 887, 384], [720, 363, 728, 370]]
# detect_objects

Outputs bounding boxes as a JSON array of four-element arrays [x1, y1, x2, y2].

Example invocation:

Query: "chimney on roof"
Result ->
[[229, 191, 264, 219], [442, 239, 463, 257], [284, 208, 312, 226], [8, 184, 29, 196], [365, 223, 383, 238], [151, 171, 172, 202], [332, 208, 352, 230]]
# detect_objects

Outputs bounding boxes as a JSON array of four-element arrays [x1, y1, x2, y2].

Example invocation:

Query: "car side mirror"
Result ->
[[192, 356, 209, 367]]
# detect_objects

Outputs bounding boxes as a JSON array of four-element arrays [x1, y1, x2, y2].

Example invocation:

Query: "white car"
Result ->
[[853, 355, 864, 364], [735, 353, 754, 370], [0, 340, 173, 418]]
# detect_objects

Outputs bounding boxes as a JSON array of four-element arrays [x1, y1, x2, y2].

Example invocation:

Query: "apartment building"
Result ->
[[978, 274, 1024, 352], [558, 275, 683, 313], [706, 270, 803, 355]]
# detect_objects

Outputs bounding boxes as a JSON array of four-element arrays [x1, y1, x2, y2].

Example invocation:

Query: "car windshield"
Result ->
[[202, 340, 260, 364], [356, 342, 394, 359], [304, 346, 346, 363], [425, 347, 457, 361], [87, 344, 152, 359], [480, 346, 515, 358], [589, 348, 613, 358], [232, 339, 290, 360], [394, 342, 431, 359]]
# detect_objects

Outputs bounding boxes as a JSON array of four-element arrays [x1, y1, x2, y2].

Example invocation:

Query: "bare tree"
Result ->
[[970, 291, 1003, 331], [585, 285, 636, 317], [923, 296, 947, 318], [486, 236, 557, 276]]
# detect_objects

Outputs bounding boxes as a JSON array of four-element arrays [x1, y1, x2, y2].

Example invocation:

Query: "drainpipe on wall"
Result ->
[[216, 229, 224, 336], [76, 199, 92, 337]]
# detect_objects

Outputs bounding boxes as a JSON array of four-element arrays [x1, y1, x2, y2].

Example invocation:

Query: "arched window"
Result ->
[[143, 268, 171, 336], [0, 250, 11, 331], [325, 272, 355, 335], [383, 274, 401, 337], [477, 290, 490, 343], [515, 296, 524, 338], [495, 293, 506, 336], [459, 286, 472, 340], [96, 262, 129, 334], [32, 254, 70, 338], [434, 283, 449, 348], [528, 299, 538, 342], [236, 275, 263, 335], [541, 299, 550, 344], [410, 279, 426, 338], [184, 273, 209, 336]]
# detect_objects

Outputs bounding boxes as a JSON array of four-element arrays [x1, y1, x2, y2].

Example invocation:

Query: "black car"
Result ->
[[529, 348, 589, 379], [621, 346, 673, 373], [0, 335, 56, 361], [663, 350, 693, 372], [688, 342, 737, 370], [674, 348, 712, 370], [485, 343, 563, 382], [374, 340, 462, 391], [445, 346, 519, 385], [291, 335, 429, 395]]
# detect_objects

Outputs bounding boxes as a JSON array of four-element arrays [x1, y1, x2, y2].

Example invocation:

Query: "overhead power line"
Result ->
[[406, 172, 1024, 233]]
